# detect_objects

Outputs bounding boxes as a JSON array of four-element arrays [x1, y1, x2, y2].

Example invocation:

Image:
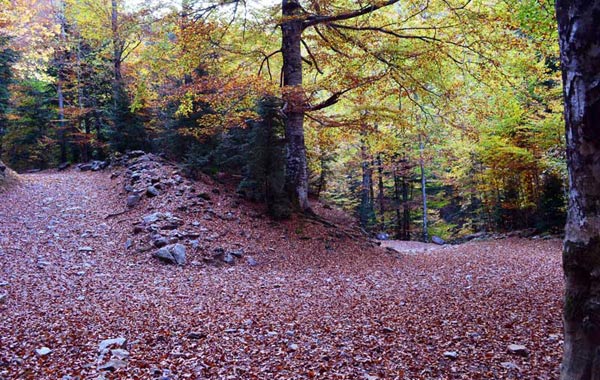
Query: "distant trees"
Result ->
[[0, 36, 16, 157], [556, 1, 600, 379]]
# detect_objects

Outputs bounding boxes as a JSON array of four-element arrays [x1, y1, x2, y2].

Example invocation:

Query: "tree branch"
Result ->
[[304, 0, 401, 28]]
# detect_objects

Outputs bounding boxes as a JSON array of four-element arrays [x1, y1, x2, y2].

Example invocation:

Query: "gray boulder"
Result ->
[[154, 244, 186, 266]]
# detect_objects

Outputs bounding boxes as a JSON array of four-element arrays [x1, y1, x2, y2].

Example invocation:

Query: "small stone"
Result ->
[[443, 351, 458, 360], [501, 362, 521, 371], [230, 249, 244, 258], [187, 332, 206, 340], [154, 244, 186, 266], [78, 246, 93, 252], [223, 252, 235, 265], [152, 236, 168, 248], [507, 344, 528, 357], [224, 328, 237, 333], [125, 239, 133, 250], [143, 212, 164, 224], [110, 349, 130, 360], [127, 194, 141, 208], [432, 236, 445, 245], [382, 327, 394, 334], [288, 343, 299, 351], [35, 347, 52, 356], [246, 257, 258, 266], [0, 292, 6, 304], [98, 337, 127, 352], [98, 359, 127, 371], [146, 186, 160, 197]]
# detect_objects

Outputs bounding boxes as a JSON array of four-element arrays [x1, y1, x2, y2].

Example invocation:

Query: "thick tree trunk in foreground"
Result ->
[[556, 2, 600, 379], [281, 0, 310, 211]]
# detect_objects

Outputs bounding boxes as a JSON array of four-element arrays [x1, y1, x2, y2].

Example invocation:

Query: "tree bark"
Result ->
[[556, 2, 600, 379], [360, 132, 374, 228], [377, 154, 385, 229], [420, 136, 428, 242], [57, 0, 67, 163], [281, 0, 310, 211]]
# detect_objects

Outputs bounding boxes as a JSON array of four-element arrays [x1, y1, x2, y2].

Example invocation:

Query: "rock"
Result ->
[[507, 344, 528, 357], [146, 186, 160, 197], [143, 212, 164, 224], [187, 332, 206, 340], [125, 239, 133, 250], [154, 244, 186, 266], [78, 246, 93, 252], [171, 244, 186, 265], [443, 351, 458, 360], [288, 343, 299, 351], [58, 162, 70, 171], [110, 349, 130, 360], [220, 212, 236, 221], [78, 163, 93, 171], [35, 347, 52, 356], [127, 194, 141, 208], [91, 160, 108, 171], [223, 252, 235, 265], [376, 232, 390, 240], [501, 362, 521, 371], [98, 337, 127, 352], [432, 236, 445, 245], [98, 359, 127, 371], [229, 249, 244, 258], [152, 236, 168, 248], [127, 150, 146, 158], [246, 257, 258, 266], [0, 292, 6, 304]]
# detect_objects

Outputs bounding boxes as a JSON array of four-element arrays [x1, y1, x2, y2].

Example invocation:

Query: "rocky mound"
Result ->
[[0, 160, 19, 192], [105, 151, 376, 269]]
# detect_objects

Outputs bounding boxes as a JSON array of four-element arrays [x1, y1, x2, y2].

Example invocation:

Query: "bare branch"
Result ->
[[304, 0, 400, 28]]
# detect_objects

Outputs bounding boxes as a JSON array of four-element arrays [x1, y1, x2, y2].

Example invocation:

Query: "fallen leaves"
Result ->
[[0, 169, 563, 379]]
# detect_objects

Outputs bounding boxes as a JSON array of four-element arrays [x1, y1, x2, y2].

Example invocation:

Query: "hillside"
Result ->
[[0, 157, 563, 379]]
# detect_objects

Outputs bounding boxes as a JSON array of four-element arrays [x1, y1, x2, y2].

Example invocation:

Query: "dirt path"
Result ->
[[0, 172, 563, 379]]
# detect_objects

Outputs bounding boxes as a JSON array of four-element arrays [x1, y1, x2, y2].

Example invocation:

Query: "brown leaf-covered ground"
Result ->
[[0, 170, 562, 379]]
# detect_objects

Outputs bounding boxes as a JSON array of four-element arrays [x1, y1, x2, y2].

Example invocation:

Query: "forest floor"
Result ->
[[0, 168, 562, 379]]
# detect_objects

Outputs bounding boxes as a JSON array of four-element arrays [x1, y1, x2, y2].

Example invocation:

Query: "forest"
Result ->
[[0, 0, 567, 240], [0, 0, 599, 379]]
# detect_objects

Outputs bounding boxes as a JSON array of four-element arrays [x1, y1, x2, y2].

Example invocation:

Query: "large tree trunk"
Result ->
[[419, 136, 428, 242], [57, 0, 67, 163], [377, 154, 385, 229], [556, 2, 600, 379], [281, 0, 310, 211]]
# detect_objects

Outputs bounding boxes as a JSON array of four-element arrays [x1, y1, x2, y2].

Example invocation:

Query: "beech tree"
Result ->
[[556, 1, 600, 379]]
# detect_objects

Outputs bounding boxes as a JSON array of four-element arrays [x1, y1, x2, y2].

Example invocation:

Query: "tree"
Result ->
[[0, 36, 17, 156], [279, 0, 400, 212], [556, 1, 600, 379]]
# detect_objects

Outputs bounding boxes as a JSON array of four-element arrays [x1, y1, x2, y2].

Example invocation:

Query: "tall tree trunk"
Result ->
[[377, 154, 385, 230], [76, 36, 89, 162], [360, 132, 374, 229], [393, 167, 402, 239], [402, 174, 411, 240], [57, 0, 67, 163], [420, 136, 428, 242], [281, 0, 310, 211], [556, 2, 600, 379], [111, 0, 123, 113]]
